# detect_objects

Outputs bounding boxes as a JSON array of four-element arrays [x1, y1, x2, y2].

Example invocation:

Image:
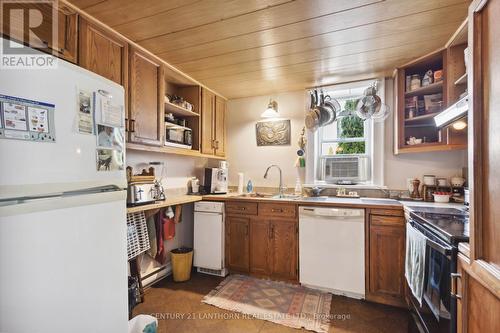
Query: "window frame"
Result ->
[[305, 79, 385, 188]]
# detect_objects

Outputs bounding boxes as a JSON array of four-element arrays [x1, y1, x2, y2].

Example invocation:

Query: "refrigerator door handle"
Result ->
[[0, 185, 124, 203]]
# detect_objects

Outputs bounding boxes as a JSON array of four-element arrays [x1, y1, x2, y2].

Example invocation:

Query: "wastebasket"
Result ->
[[170, 247, 193, 282]]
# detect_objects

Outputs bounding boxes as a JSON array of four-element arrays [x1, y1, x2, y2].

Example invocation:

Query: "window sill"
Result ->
[[303, 183, 388, 190]]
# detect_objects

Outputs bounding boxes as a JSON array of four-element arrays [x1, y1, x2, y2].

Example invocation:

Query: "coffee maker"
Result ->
[[204, 161, 228, 194]]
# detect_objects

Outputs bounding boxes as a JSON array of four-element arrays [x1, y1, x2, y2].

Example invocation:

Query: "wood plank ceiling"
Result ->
[[69, 0, 470, 99]]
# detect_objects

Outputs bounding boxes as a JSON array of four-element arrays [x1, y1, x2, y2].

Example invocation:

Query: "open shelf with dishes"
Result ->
[[163, 69, 202, 152], [394, 19, 469, 154]]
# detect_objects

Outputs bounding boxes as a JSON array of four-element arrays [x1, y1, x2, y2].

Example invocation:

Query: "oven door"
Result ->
[[407, 219, 456, 333]]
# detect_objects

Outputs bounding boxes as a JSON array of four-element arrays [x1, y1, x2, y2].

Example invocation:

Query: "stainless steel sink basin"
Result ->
[[236, 193, 301, 200], [360, 197, 400, 204]]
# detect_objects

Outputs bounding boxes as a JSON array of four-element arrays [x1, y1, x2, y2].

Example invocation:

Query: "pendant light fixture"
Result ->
[[261, 99, 279, 118]]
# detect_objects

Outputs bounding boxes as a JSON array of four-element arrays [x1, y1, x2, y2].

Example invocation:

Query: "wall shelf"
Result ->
[[126, 142, 226, 160], [164, 100, 199, 117], [405, 81, 443, 97], [404, 111, 442, 123], [454, 73, 467, 85]]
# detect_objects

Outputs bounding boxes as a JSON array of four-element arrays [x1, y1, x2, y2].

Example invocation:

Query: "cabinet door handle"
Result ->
[[270, 225, 274, 239], [125, 118, 129, 132], [237, 207, 246, 211], [130, 119, 136, 133], [271, 208, 283, 213], [450, 272, 462, 299], [245, 225, 249, 237], [214, 140, 219, 149]]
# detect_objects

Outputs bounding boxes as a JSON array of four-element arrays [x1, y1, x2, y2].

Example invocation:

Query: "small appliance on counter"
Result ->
[[204, 161, 228, 194], [126, 166, 161, 206]]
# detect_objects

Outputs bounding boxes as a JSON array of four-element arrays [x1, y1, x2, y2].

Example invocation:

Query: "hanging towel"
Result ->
[[163, 216, 176, 240], [155, 209, 167, 265], [405, 222, 427, 305], [146, 216, 157, 258]]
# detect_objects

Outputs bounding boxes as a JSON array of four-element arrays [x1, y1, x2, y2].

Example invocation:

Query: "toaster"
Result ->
[[127, 182, 157, 206]]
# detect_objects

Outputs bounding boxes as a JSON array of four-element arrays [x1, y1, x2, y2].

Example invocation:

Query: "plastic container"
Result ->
[[170, 247, 193, 282]]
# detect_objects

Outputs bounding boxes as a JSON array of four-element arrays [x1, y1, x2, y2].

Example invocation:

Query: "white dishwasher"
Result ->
[[299, 206, 365, 299], [193, 201, 228, 277]]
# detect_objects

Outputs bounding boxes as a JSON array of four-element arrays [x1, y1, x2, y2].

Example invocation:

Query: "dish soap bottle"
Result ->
[[246, 180, 253, 193]]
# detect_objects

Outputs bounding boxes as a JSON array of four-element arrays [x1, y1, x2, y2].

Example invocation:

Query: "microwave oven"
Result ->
[[165, 123, 192, 149]]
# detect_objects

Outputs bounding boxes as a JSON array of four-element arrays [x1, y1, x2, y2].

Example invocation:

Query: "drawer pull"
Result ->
[[271, 208, 283, 213]]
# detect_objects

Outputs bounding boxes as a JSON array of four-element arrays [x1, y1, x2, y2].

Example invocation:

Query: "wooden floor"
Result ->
[[132, 272, 410, 333]]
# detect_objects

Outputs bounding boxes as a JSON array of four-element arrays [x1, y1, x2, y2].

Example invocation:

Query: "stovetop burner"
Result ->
[[408, 207, 469, 244]]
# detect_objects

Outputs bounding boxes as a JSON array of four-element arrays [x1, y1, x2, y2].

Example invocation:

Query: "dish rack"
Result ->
[[126, 211, 151, 260]]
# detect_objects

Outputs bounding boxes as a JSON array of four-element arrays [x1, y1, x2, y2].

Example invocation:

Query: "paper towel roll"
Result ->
[[237, 173, 244, 194]]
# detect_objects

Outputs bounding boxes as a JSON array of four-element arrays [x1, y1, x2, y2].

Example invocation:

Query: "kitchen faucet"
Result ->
[[263, 165, 285, 197]]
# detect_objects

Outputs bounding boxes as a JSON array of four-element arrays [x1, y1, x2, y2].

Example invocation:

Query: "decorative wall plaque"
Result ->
[[255, 120, 291, 146]]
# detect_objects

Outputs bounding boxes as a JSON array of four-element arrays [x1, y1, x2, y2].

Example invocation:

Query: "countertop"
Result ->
[[127, 192, 466, 213], [202, 192, 466, 210]]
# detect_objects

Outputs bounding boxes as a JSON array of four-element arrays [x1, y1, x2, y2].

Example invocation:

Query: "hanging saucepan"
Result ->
[[305, 89, 337, 130], [323, 94, 340, 125]]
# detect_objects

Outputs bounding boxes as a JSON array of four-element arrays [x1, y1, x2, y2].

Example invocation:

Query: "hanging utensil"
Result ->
[[355, 82, 391, 121]]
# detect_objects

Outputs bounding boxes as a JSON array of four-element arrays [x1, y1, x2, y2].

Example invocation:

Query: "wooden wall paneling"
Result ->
[[128, 47, 164, 146]]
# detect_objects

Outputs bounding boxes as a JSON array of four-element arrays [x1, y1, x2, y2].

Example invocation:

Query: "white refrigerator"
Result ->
[[0, 39, 128, 333]]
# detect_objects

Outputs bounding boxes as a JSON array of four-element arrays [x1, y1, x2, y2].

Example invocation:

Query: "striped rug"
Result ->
[[202, 274, 332, 333]]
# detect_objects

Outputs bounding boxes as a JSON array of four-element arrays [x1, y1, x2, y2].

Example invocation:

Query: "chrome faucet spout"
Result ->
[[263, 165, 284, 196]]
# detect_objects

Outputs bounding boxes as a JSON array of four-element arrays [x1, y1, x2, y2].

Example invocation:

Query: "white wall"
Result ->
[[226, 81, 467, 191], [226, 91, 306, 189], [126, 150, 206, 274]]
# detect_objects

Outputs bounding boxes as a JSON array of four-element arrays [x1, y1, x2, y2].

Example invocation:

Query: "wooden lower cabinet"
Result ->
[[226, 216, 250, 273], [226, 202, 298, 282], [269, 219, 298, 281], [366, 210, 406, 307], [249, 219, 271, 276], [456, 253, 500, 333]]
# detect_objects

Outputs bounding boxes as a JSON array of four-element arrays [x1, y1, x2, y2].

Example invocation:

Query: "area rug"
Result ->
[[202, 274, 332, 333]]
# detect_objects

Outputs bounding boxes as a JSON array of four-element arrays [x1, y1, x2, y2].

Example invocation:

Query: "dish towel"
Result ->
[[405, 222, 427, 305]]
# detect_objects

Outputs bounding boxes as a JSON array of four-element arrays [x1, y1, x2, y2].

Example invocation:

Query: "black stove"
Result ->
[[406, 205, 469, 333], [409, 207, 469, 245]]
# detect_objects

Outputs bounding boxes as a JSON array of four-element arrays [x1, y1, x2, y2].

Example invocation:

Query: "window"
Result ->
[[311, 81, 378, 185]]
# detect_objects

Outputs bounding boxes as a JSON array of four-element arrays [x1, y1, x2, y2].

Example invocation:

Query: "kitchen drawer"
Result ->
[[259, 203, 296, 218], [226, 202, 258, 215], [370, 214, 405, 227], [370, 208, 404, 217]]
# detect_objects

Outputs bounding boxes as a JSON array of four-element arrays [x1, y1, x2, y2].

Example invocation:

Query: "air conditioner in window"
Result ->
[[321, 156, 370, 184]]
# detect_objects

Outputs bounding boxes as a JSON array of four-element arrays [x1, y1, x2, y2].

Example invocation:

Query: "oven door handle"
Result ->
[[408, 219, 453, 255], [426, 237, 453, 256]]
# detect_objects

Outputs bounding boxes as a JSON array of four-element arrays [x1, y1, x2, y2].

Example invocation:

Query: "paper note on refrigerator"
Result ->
[[99, 97, 123, 128]]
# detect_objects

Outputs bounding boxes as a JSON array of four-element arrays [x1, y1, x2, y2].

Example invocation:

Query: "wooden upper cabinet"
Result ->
[[270, 219, 298, 281], [1, 3, 78, 63], [214, 96, 226, 157], [226, 216, 250, 273], [200, 88, 227, 157], [128, 47, 164, 146], [79, 18, 128, 87], [367, 212, 406, 307], [201, 88, 215, 155]]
